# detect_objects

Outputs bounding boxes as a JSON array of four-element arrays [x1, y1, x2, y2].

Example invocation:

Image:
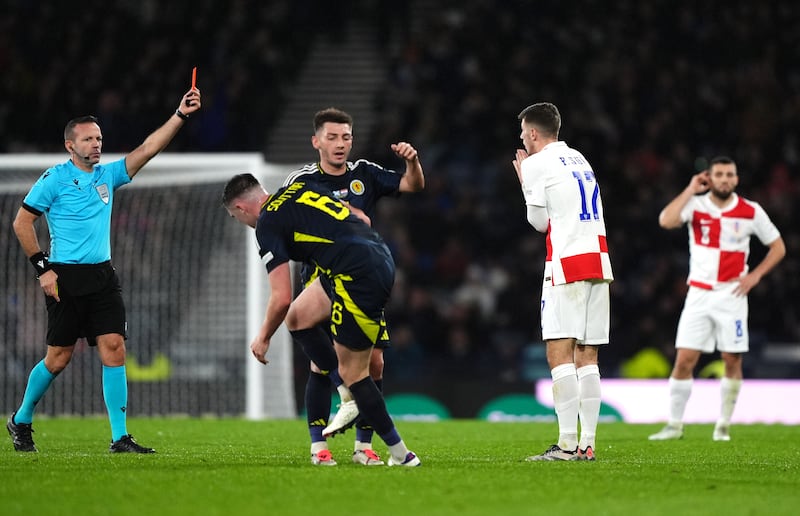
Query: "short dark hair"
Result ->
[[313, 107, 353, 133], [64, 115, 99, 140], [222, 173, 261, 207], [517, 102, 561, 138], [708, 155, 736, 168]]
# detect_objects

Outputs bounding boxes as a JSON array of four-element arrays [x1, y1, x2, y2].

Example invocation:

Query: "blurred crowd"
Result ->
[[368, 0, 800, 382], [2, 0, 798, 382]]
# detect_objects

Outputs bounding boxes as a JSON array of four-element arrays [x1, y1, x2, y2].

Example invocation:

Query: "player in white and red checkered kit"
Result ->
[[513, 102, 613, 461], [649, 156, 785, 442]]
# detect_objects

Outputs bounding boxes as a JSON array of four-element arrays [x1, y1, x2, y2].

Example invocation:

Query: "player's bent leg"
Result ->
[[291, 327, 338, 373], [285, 279, 331, 330]]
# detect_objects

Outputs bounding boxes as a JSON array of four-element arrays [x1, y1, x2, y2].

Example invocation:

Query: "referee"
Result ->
[[6, 87, 201, 453]]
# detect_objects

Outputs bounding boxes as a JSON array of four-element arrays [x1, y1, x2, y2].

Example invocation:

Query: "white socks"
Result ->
[[388, 440, 410, 462], [310, 441, 329, 454], [668, 377, 693, 428], [577, 364, 601, 449], [718, 377, 742, 426], [551, 363, 579, 450]]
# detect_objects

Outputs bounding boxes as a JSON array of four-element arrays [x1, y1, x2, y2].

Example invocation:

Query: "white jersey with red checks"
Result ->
[[520, 141, 613, 285], [679, 192, 780, 290]]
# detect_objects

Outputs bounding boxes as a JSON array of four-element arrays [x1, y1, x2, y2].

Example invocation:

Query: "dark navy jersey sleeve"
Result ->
[[255, 217, 291, 274], [354, 159, 402, 198]]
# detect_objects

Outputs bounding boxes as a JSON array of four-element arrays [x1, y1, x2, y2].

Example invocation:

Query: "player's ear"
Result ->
[[311, 135, 320, 150], [65, 141, 74, 154]]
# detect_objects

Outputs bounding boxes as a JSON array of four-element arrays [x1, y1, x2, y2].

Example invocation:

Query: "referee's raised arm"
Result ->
[[125, 88, 201, 178]]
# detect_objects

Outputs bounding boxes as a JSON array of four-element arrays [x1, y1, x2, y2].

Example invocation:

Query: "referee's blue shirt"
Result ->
[[23, 158, 131, 264]]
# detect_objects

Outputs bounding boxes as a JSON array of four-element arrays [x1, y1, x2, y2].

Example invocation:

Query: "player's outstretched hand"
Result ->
[[391, 142, 419, 162]]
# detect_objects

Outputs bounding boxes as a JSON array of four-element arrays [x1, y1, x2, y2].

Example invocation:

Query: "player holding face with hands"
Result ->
[[649, 157, 785, 442], [512, 102, 613, 461]]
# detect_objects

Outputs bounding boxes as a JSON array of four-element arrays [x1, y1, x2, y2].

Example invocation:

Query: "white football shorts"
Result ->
[[540, 278, 610, 345], [675, 283, 749, 353]]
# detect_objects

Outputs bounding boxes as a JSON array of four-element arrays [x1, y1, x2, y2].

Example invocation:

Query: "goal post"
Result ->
[[0, 153, 296, 420]]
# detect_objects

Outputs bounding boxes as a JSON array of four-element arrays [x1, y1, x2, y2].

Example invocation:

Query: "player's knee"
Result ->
[[45, 348, 73, 373], [720, 352, 743, 374], [673, 359, 697, 378], [285, 306, 302, 331], [96, 334, 126, 366]]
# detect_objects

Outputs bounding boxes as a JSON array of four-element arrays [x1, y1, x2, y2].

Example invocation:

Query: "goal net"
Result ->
[[0, 153, 296, 419]]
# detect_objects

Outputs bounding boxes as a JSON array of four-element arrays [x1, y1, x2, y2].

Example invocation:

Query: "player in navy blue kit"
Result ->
[[222, 173, 421, 467], [282, 108, 424, 465], [7, 87, 201, 453]]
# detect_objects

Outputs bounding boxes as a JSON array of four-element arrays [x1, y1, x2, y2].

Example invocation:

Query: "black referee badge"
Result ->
[[96, 184, 110, 204]]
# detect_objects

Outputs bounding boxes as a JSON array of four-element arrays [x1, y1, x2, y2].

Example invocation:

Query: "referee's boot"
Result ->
[[7, 412, 37, 452], [109, 434, 156, 453]]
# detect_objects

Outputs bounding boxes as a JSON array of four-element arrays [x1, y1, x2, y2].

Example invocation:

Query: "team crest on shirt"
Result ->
[[96, 184, 110, 204], [350, 179, 365, 195]]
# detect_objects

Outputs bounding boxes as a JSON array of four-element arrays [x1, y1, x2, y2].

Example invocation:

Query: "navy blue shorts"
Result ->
[[303, 264, 392, 350], [328, 261, 394, 352]]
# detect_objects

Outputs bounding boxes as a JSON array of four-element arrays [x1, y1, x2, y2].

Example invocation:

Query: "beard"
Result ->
[[711, 187, 733, 200]]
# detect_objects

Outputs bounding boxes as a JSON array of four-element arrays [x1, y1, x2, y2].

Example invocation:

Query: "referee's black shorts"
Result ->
[[45, 261, 127, 347]]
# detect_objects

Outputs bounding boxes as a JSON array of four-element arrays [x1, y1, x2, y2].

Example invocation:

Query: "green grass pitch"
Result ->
[[1, 418, 798, 515]]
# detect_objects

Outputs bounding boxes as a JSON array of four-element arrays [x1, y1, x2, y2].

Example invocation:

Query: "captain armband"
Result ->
[[29, 251, 52, 277]]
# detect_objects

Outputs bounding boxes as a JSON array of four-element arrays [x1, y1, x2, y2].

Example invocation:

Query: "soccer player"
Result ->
[[512, 102, 613, 461], [7, 87, 202, 453], [281, 108, 424, 466], [221, 173, 421, 467], [649, 157, 785, 442]]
